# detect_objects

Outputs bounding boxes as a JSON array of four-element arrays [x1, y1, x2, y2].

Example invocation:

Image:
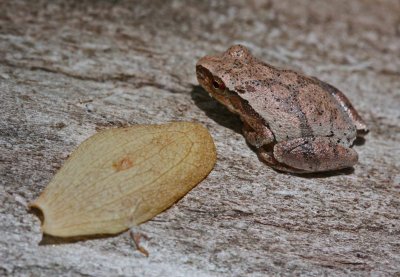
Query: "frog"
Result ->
[[196, 45, 368, 173]]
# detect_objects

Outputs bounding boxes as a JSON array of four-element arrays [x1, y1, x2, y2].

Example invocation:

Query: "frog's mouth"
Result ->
[[196, 65, 231, 107]]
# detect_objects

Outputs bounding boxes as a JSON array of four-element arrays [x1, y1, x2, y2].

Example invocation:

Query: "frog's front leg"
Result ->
[[242, 120, 274, 148], [272, 137, 358, 173]]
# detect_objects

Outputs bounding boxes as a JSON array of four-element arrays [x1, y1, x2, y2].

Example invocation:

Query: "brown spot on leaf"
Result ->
[[113, 157, 134, 171]]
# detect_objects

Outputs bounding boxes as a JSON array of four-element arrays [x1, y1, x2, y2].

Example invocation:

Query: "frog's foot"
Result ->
[[270, 137, 358, 173], [242, 121, 274, 148], [258, 147, 309, 174]]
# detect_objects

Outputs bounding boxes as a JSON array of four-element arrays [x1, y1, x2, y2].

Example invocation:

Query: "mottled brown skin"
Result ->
[[196, 45, 368, 173]]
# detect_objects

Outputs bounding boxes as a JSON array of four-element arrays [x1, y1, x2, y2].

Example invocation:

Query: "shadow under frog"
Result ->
[[191, 85, 243, 134]]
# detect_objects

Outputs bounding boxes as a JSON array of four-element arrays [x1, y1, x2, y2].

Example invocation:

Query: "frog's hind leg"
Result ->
[[273, 137, 358, 173], [242, 120, 299, 171], [258, 147, 308, 174]]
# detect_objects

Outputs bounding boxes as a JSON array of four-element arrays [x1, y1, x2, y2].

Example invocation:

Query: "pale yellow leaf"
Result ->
[[30, 122, 216, 237]]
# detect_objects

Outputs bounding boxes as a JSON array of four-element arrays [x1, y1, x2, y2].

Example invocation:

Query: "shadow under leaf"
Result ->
[[29, 206, 123, 245], [39, 232, 121, 246]]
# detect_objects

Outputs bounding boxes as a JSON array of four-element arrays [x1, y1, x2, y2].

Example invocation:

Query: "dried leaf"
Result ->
[[30, 122, 216, 237]]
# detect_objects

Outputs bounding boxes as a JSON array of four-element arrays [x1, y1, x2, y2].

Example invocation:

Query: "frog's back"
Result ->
[[239, 67, 357, 146]]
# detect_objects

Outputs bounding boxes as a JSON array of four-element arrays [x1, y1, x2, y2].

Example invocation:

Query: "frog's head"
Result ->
[[196, 45, 253, 108]]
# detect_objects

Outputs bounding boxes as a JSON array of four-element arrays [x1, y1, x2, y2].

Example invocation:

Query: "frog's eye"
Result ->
[[212, 80, 225, 90]]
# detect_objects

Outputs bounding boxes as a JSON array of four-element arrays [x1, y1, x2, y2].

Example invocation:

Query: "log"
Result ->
[[1, 0, 399, 275]]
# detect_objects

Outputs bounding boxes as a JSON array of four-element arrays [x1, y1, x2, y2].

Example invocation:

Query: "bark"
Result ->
[[1, 0, 399, 276]]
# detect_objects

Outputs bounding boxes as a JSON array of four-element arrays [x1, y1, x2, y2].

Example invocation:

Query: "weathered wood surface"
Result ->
[[1, 0, 399, 276]]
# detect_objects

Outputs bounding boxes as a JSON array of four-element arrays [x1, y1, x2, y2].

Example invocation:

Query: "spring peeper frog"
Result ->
[[196, 45, 368, 173]]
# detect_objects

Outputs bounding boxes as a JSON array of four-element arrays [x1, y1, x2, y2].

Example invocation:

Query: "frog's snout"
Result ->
[[196, 65, 212, 88], [196, 65, 206, 81]]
